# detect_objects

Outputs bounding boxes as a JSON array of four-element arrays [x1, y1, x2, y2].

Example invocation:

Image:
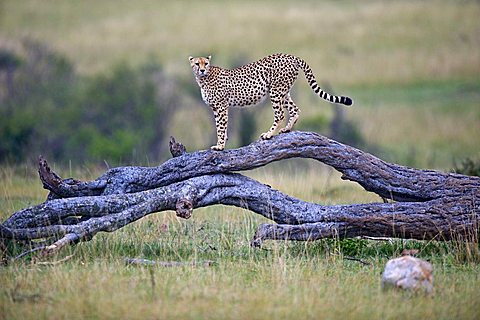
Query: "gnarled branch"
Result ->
[[1, 131, 479, 257]]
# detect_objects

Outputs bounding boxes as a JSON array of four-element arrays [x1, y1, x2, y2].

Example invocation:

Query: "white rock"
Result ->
[[381, 255, 433, 294]]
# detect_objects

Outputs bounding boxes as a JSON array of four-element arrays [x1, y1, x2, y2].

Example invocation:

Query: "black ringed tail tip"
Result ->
[[343, 96, 353, 106], [338, 96, 354, 106], [299, 59, 354, 107]]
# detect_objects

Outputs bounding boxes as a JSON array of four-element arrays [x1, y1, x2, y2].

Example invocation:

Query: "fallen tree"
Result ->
[[1, 131, 479, 257]]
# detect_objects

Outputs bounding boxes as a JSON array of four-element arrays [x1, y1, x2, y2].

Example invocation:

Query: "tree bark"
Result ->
[[1, 132, 479, 257]]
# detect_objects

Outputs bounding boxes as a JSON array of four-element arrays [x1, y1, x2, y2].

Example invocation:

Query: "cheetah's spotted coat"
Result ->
[[189, 53, 353, 150]]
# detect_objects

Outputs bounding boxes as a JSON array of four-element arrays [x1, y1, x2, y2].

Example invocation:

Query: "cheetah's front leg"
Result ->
[[211, 105, 229, 151]]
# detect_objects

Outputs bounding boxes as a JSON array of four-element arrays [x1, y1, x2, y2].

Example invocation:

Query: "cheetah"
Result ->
[[189, 53, 353, 151]]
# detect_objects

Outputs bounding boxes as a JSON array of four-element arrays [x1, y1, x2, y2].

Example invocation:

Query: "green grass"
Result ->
[[1, 250, 479, 319], [1, 165, 480, 319]]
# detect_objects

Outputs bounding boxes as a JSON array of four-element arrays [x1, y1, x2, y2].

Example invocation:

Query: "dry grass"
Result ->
[[2, 256, 479, 320]]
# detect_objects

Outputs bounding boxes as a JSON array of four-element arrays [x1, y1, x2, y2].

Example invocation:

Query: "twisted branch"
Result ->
[[1, 131, 478, 258]]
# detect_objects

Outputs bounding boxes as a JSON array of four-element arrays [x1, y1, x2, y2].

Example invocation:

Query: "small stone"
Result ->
[[381, 255, 433, 294]]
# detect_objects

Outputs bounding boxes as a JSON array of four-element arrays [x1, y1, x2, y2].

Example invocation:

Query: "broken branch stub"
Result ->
[[176, 199, 193, 219]]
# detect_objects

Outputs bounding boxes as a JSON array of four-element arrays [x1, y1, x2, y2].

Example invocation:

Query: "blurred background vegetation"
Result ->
[[0, 0, 478, 169]]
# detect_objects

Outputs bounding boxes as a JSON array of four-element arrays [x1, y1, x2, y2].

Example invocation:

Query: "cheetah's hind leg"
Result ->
[[260, 93, 286, 140], [279, 93, 300, 134], [211, 145, 224, 151]]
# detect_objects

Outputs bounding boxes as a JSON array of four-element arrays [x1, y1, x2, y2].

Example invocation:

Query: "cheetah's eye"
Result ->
[[195, 62, 199, 66], [205, 62, 209, 66]]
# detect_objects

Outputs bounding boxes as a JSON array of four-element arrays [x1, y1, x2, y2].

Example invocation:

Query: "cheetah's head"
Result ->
[[189, 55, 211, 78]]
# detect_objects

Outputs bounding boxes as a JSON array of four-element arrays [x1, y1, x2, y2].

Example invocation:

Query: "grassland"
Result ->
[[1, 0, 480, 319]]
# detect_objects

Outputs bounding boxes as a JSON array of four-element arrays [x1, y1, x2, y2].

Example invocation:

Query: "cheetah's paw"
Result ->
[[210, 145, 225, 151], [260, 132, 273, 140]]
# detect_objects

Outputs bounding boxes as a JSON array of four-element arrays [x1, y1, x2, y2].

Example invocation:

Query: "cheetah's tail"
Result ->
[[298, 58, 353, 107]]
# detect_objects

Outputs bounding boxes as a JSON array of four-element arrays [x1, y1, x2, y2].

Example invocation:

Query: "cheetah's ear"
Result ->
[[207, 55, 211, 61], [188, 56, 194, 62]]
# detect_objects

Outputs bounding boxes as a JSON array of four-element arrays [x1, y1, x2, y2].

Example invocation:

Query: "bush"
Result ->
[[0, 40, 181, 164], [67, 63, 158, 163], [0, 39, 75, 162]]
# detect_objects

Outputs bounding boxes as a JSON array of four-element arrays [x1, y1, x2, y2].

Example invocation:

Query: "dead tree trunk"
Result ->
[[1, 132, 479, 257]]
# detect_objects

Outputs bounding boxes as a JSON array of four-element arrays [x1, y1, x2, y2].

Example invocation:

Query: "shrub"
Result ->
[[0, 39, 75, 162], [0, 40, 182, 164]]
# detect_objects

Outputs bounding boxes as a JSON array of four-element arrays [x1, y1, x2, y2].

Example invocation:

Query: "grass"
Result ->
[[1, 253, 478, 319], [1, 165, 480, 319]]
